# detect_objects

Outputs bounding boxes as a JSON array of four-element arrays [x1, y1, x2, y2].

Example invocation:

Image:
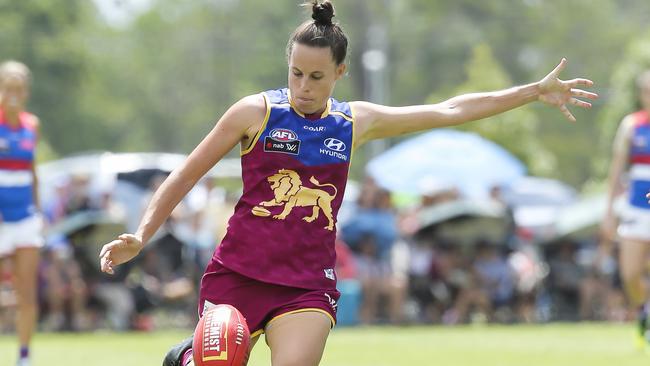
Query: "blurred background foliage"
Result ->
[[1, 0, 650, 189]]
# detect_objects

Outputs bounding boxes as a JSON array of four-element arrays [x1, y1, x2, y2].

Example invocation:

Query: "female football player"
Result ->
[[0, 60, 43, 366], [603, 70, 650, 348], [100, 1, 597, 365]]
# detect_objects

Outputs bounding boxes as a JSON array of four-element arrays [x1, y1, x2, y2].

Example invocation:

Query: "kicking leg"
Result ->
[[163, 335, 260, 366]]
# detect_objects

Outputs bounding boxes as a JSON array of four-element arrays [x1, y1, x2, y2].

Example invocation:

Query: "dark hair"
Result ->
[[286, 1, 348, 65]]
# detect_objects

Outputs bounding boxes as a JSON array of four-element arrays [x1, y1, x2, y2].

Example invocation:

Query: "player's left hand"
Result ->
[[646, 190, 650, 204], [99, 233, 144, 275], [538, 58, 599, 122]]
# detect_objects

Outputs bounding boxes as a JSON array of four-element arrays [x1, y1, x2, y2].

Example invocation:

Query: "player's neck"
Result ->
[[304, 111, 323, 121], [303, 105, 327, 121], [0, 104, 21, 127]]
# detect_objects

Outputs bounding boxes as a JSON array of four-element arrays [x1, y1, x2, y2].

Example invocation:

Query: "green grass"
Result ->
[[1, 324, 648, 365]]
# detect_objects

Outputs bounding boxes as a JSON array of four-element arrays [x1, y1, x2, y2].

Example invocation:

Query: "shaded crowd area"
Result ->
[[0, 152, 624, 334]]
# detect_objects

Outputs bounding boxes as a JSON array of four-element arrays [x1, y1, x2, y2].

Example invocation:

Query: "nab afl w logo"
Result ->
[[264, 128, 301, 155], [324, 138, 346, 152]]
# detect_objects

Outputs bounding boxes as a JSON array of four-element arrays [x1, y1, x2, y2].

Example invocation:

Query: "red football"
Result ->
[[193, 304, 251, 366]]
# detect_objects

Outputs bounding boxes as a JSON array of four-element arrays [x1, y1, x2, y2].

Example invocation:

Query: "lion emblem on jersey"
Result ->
[[255, 169, 338, 231]]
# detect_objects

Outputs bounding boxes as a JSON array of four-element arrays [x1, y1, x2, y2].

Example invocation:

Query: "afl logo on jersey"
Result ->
[[264, 128, 301, 155], [270, 129, 298, 142], [324, 138, 346, 152]]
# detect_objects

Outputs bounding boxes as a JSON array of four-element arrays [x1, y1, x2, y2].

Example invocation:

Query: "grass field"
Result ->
[[1, 323, 649, 365]]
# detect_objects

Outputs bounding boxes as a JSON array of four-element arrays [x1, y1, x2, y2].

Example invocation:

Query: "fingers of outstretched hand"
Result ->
[[559, 104, 576, 122], [550, 58, 567, 77], [568, 97, 591, 109], [566, 78, 594, 88], [570, 88, 598, 100]]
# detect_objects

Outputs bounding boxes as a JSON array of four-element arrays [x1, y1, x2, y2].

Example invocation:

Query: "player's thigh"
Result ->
[[618, 239, 650, 279], [12, 247, 40, 302], [265, 311, 331, 366]]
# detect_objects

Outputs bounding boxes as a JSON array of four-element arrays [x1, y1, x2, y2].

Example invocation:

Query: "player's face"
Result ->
[[0, 75, 29, 111], [288, 43, 346, 115]]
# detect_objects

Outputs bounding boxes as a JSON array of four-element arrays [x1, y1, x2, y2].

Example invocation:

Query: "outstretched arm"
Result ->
[[351, 59, 597, 147], [99, 94, 266, 274]]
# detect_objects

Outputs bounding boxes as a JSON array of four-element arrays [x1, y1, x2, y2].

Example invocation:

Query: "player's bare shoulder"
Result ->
[[232, 93, 267, 146], [24, 113, 40, 131], [619, 114, 637, 140], [612, 113, 638, 155]]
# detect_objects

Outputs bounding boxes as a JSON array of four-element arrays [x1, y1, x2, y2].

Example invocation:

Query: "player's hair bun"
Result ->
[[311, 1, 334, 26]]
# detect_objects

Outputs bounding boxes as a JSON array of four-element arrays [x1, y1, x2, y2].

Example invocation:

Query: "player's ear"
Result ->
[[335, 63, 346, 81]]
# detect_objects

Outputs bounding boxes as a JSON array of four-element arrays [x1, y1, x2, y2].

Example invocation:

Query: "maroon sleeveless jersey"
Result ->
[[212, 88, 354, 290]]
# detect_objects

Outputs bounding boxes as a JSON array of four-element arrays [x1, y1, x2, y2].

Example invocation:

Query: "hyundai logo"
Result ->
[[324, 138, 346, 152]]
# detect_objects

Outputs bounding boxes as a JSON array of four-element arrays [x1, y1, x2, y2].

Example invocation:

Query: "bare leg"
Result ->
[[13, 247, 40, 348], [578, 276, 599, 320], [185, 335, 260, 366], [43, 263, 65, 331], [359, 278, 379, 325], [387, 275, 407, 324], [69, 275, 88, 331], [619, 239, 649, 308], [265, 311, 331, 366]]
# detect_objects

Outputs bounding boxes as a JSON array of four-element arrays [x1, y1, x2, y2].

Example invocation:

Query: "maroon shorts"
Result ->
[[198, 260, 340, 338]]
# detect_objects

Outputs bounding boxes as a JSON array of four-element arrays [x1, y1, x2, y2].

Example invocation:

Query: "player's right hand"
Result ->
[[647, 191, 650, 204], [99, 233, 144, 275]]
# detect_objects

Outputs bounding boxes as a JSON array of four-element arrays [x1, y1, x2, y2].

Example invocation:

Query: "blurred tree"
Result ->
[[0, 0, 95, 156], [429, 43, 556, 177], [3, 0, 650, 188]]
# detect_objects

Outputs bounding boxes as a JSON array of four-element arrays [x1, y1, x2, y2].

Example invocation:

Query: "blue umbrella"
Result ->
[[366, 129, 526, 197]]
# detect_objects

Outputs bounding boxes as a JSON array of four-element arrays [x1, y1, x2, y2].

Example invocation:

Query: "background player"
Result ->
[[603, 70, 650, 348], [0, 60, 43, 366]]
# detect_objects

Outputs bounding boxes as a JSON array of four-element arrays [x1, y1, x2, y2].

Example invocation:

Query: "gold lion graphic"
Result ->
[[256, 169, 338, 231]]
